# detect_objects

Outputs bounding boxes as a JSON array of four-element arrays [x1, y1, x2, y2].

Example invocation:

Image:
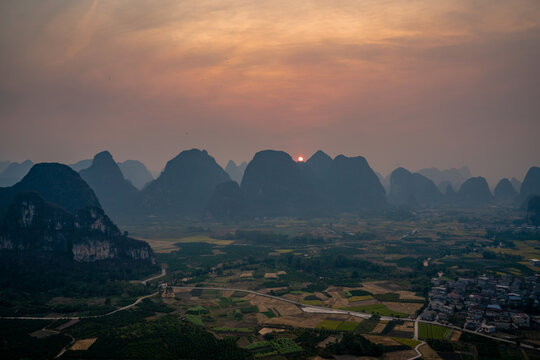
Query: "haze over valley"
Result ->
[[1, 1, 540, 359]]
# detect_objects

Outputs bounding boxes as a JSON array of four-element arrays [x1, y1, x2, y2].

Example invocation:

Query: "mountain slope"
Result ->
[[324, 155, 387, 211], [140, 149, 230, 217], [456, 177, 493, 206], [80, 151, 139, 219], [0, 163, 101, 220], [494, 178, 518, 203], [520, 166, 540, 202], [389, 167, 442, 206], [118, 160, 154, 189], [241, 150, 322, 216], [0, 160, 34, 187]]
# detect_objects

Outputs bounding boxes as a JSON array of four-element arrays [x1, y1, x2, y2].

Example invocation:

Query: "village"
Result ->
[[422, 274, 540, 335]]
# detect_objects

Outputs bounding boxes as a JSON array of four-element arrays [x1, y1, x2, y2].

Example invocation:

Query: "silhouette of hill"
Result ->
[[511, 177, 522, 193], [389, 167, 442, 206], [324, 155, 387, 211], [241, 150, 321, 216], [306, 150, 332, 181], [68, 159, 92, 171], [118, 160, 154, 189], [0, 160, 33, 187], [520, 166, 540, 203], [80, 151, 139, 220], [0, 161, 10, 173], [205, 181, 246, 219], [417, 166, 471, 190], [494, 178, 518, 203], [456, 177, 493, 206], [225, 160, 247, 184], [140, 149, 230, 217], [0, 163, 101, 220], [527, 196, 540, 226]]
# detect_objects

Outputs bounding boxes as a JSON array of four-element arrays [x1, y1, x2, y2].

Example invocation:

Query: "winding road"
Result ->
[[3, 271, 536, 359]]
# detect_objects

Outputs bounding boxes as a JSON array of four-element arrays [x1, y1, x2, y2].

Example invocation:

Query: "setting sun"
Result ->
[[297, 156, 304, 162]]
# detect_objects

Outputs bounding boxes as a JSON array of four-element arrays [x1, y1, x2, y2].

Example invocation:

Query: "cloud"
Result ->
[[0, 0, 539, 181]]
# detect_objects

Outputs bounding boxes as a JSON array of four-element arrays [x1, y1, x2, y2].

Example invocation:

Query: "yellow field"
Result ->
[[175, 236, 234, 245], [70, 338, 97, 350]]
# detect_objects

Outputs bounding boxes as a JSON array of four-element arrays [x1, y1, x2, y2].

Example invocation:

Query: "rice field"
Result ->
[[418, 323, 453, 340]]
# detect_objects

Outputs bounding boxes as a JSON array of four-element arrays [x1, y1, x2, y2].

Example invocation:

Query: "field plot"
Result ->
[[70, 338, 97, 350], [316, 320, 342, 330], [266, 314, 328, 328], [342, 303, 408, 317], [382, 301, 423, 315], [175, 236, 234, 245], [382, 349, 418, 360], [141, 239, 180, 253], [271, 338, 303, 355], [418, 323, 453, 340], [392, 337, 421, 348]]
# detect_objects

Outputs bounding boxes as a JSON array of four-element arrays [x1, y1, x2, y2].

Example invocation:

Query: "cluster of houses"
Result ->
[[421, 274, 540, 333]]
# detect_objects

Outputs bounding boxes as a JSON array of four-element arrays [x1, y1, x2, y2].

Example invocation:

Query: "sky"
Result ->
[[1, 0, 539, 183]]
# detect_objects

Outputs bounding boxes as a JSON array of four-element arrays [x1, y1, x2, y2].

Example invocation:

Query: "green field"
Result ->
[[418, 323, 453, 340], [211, 327, 252, 333], [271, 338, 303, 354], [337, 321, 359, 332], [184, 314, 203, 326], [246, 340, 271, 350], [392, 337, 421, 348], [316, 320, 342, 330]]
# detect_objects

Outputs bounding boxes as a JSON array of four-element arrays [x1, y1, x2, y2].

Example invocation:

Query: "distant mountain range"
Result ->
[[0, 160, 33, 187], [225, 160, 247, 184], [417, 166, 472, 191], [2, 150, 539, 221]]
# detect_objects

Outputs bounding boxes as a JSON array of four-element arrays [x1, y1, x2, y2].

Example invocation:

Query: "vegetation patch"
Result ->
[[270, 337, 303, 354], [246, 340, 271, 350], [337, 322, 359, 332], [418, 322, 452, 340], [316, 320, 343, 330], [185, 314, 204, 326], [392, 337, 421, 348], [349, 289, 372, 296], [211, 327, 252, 333], [301, 299, 323, 305], [356, 315, 380, 333]]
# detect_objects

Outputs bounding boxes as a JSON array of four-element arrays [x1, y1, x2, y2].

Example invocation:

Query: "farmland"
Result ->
[[418, 323, 453, 340], [4, 207, 540, 359]]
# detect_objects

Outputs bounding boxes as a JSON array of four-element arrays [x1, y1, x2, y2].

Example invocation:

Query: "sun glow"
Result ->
[[297, 156, 304, 162]]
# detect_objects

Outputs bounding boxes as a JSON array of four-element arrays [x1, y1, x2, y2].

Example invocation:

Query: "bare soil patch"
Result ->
[[70, 338, 97, 351], [383, 350, 418, 360], [264, 314, 328, 328], [382, 302, 423, 314], [363, 335, 400, 346], [143, 239, 179, 253], [418, 343, 442, 360], [395, 290, 424, 301], [450, 330, 462, 342], [258, 327, 285, 336], [372, 321, 388, 334], [30, 329, 58, 338]]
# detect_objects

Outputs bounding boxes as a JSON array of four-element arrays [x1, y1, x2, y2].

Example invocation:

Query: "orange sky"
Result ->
[[1, 0, 539, 183]]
